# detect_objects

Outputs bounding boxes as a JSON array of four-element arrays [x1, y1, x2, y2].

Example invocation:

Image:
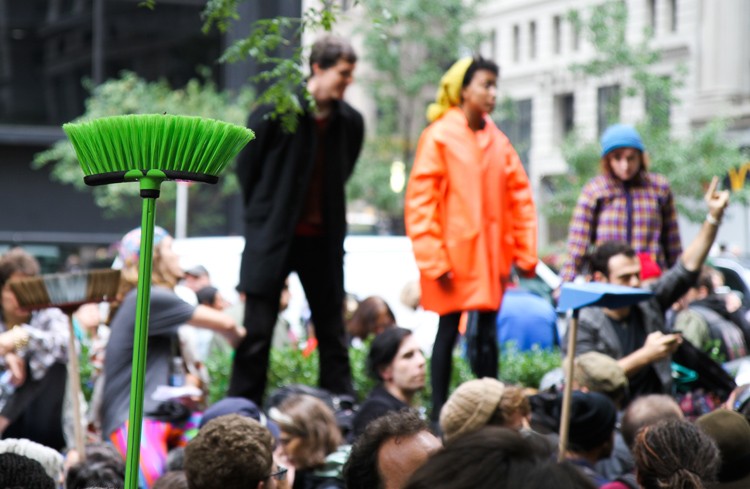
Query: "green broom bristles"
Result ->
[[63, 114, 255, 178]]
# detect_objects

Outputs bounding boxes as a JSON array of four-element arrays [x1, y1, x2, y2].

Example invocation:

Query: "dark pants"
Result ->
[[229, 235, 353, 404], [3, 362, 67, 450], [430, 310, 498, 422]]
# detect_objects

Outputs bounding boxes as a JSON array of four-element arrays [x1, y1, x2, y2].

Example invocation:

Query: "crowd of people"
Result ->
[[2, 32, 750, 489]]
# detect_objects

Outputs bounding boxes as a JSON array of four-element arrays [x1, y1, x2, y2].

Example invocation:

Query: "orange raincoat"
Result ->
[[405, 107, 538, 315]]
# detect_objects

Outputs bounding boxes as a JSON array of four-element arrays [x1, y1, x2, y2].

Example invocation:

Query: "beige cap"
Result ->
[[439, 378, 505, 443]]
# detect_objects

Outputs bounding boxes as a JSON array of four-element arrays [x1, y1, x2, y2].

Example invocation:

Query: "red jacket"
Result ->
[[405, 107, 537, 315]]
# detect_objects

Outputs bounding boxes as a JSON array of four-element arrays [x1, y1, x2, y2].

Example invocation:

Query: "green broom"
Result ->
[[9, 269, 121, 461], [63, 114, 254, 489]]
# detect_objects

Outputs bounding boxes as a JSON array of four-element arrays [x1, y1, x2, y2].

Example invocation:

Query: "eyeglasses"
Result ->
[[267, 466, 288, 482]]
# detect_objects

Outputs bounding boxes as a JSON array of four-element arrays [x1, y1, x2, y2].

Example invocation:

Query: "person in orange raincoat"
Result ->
[[404, 56, 538, 423]]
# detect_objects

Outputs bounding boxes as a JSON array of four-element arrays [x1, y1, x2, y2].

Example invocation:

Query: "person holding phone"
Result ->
[[563, 177, 729, 402]]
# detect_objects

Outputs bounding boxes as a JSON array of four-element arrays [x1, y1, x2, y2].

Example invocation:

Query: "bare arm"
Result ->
[[187, 305, 245, 348], [680, 176, 730, 272]]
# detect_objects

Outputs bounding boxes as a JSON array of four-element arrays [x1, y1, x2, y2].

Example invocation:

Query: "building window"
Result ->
[[571, 19, 580, 51], [553, 15, 561, 55], [669, 0, 678, 32], [498, 99, 532, 170], [512, 24, 520, 62], [554, 93, 575, 144], [648, 0, 657, 34], [487, 28, 497, 60], [597, 85, 621, 135], [529, 21, 537, 60]]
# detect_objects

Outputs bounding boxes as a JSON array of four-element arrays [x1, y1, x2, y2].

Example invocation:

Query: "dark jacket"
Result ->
[[236, 96, 364, 297], [564, 262, 699, 393], [352, 385, 410, 438]]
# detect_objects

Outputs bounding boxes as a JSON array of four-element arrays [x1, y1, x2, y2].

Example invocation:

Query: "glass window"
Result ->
[[554, 93, 575, 144], [597, 85, 621, 135], [553, 15, 562, 55], [497, 99, 532, 171]]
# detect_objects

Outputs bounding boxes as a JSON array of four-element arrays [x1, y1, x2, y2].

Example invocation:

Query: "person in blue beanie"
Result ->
[[560, 124, 682, 283]]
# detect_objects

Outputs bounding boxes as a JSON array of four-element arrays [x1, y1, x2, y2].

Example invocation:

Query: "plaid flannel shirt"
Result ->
[[560, 172, 682, 282]]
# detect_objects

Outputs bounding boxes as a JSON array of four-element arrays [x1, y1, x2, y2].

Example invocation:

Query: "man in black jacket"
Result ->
[[231, 35, 364, 404]]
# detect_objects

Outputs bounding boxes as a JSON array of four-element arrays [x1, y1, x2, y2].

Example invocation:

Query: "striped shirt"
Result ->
[[560, 172, 682, 282]]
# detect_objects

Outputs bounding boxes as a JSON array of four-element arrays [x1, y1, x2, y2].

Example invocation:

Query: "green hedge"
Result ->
[[206, 342, 562, 416]]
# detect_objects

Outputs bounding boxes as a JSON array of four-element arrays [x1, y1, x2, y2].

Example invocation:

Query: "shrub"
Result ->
[[206, 341, 562, 412]]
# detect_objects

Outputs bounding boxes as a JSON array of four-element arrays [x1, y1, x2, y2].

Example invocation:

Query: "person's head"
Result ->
[[589, 240, 640, 288], [633, 419, 720, 489], [696, 409, 750, 486], [185, 414, 278, 489], [599, 124, 649, 182], [620, 394, 684, 449], [565, 391, 617, 461], [572, 352, 628, 408], [682, 266, 716, 305], [0, 437, 65, 483], [183, 265, 210, 292], [200, 397, 281, 444], [307, 34, 357, 103], [344, 409, 440, 489], [0, 247, 40, 320], [439, 378, 530, 444], [460, 56, 499, 117], [347, 296, 396, 340], [153, 471, 189, 489], [73, 303, 102, 334], [195, 286, 229, 310], [269, 394, 343, 470], [426, 56, 500, 122], [64, 442, 126, 489], [405, 426, 595, 489], [367, 327, 426, 402], [117, 226, 182, 297], [0, 453, 55, 489], [65, 459, 125, 489]]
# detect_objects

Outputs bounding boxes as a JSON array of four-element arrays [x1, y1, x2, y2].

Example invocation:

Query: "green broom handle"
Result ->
[[125, 172, 164, 489]]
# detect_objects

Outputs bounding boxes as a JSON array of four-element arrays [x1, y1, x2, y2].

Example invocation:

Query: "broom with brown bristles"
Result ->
[[9, 268, 120, 460], [62, 113, 254, 489]]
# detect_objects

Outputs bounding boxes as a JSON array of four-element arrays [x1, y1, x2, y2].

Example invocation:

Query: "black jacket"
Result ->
[[236, 96, 364, 297]]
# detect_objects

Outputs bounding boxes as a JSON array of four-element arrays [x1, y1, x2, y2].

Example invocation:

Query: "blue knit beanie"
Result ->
[[600, 124, 645, 157]]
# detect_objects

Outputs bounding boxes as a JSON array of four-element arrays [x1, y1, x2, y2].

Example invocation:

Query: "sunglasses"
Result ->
[[267, 466, 288, 482]]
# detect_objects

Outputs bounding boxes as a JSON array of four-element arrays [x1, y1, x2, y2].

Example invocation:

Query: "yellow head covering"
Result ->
[[426, 57, 473, 123]]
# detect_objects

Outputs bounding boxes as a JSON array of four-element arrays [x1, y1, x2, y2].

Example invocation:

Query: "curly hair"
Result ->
[[185, 414, 274, 489], [633, 419, 720, 489], [0, 247, 40, 289], [404, 427, 595, 489], [272, 394, 343, 469], [487, 385, 531, 426], [344, 409, 429, 489]]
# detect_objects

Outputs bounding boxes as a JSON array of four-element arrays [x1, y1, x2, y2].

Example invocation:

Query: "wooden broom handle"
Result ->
[[67, 314, 86, 461], [558, 311, 579, 462]]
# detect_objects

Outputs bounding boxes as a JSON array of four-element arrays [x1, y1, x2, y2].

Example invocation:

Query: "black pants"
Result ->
[[228, 235, 354, 404], [430, 310, 498, 422], [3, 362, 67, 450]]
